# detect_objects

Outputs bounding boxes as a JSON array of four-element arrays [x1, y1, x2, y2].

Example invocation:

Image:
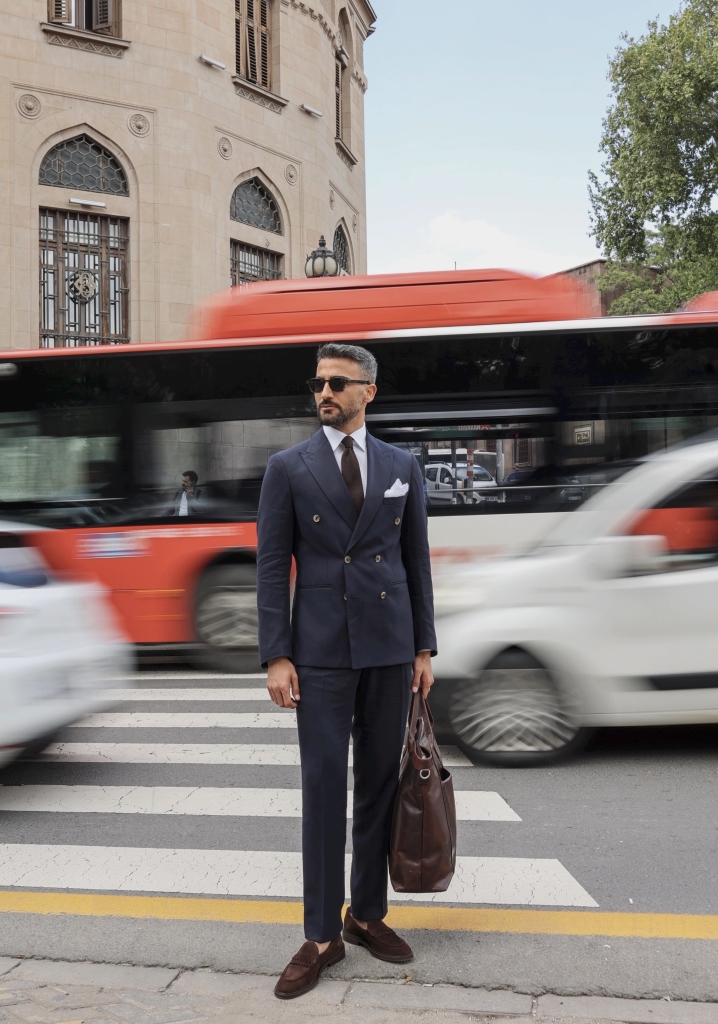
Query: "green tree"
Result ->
[[589, 0, 718, 313]]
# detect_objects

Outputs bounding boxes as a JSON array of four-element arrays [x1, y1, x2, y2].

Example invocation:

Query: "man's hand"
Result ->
[[267, 656, 300, 709], [411, 650, 434, 699]]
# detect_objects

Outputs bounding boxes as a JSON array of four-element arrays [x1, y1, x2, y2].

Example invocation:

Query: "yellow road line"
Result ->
[[0, 892, 716, 939]]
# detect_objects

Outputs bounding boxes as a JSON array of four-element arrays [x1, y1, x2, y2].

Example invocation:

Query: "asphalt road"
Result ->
[[0, 668, 715, 1001]]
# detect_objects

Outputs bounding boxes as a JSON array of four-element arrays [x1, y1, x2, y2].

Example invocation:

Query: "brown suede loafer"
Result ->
[[274, 935, 345, 1000], [342, 908, 413, 963]]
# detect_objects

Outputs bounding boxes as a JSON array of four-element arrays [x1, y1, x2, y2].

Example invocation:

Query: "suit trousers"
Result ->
[[295, 662, 412, 942]]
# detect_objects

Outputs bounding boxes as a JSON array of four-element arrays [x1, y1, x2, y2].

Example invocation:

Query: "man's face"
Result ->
[[182, 475, 193, 492], [314, 357, 376, 428]]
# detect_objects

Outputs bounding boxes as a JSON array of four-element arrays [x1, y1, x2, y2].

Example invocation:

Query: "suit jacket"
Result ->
[[256, 429, 436, 669], [166, 487, 205, 516]]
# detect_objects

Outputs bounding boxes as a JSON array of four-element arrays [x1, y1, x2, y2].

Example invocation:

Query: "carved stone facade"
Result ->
[[0, 0, 376, 348]]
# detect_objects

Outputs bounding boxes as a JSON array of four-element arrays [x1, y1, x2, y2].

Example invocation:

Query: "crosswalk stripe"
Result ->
[[116, 674, 267, 682], [40, 743, 303, 765], [39, 743, 474, 767], [0, 845, 597, 907], [106, 689, 270, 702], [0, 786, 520, 821], [71, 713, 297, 728]]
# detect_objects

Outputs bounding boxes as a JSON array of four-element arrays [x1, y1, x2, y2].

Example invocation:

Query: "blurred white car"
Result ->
[[431, 436, 718, 765], [0, 524, 130, 765]]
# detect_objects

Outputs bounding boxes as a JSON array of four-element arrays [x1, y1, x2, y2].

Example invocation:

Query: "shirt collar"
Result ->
[[323, 423, 367, 451]]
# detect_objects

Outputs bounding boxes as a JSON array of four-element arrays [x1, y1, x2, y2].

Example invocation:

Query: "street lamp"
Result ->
[[305, 236, 339, 278]]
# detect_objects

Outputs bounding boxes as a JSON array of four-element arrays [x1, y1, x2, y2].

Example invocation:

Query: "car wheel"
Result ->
[[448, 648, 590, 766], [453, 492, 465, 506], [194, 564, 261, 673]]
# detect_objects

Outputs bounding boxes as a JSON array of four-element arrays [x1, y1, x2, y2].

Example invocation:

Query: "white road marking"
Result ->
[[38, 743, 474, 767], [70, 713, 296, 729], [115, 674, 267, 682], [39, 744, 304, 765], [0, 845, 595, 906], [0, 786, 520, 821], [106, 689, 270, 702]]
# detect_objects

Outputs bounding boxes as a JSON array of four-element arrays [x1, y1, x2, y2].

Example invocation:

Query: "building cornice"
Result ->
[[231, 77, 289, 113], [280, 0, 335, 44], [349, 0, 377, 34], [40, 22, 130, 58], [335, 137, 358, 168], [351, 68, 367, 93]]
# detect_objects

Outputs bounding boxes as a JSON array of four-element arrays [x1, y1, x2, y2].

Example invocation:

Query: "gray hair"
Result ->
[[316, 343, 378, 383]]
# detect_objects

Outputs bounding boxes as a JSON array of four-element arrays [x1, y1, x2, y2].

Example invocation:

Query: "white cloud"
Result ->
[[370, 211, 598, 277]]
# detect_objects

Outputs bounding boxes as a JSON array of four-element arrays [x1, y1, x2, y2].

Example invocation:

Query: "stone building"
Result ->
[[0, 0, 376, 350]]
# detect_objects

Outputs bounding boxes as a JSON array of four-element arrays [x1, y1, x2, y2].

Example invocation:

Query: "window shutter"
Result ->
[[246, 0, 258, 82], [92, 0, 113, 29], [335, 59, 342, 139], [235, 0, 242, 76], [259, 0, 269, 88], [93, 0, 113, 30], [48, 0, 71, 24]]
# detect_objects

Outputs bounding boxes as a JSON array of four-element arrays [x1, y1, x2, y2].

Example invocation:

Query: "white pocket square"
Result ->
[[384, 478, 409, 498]]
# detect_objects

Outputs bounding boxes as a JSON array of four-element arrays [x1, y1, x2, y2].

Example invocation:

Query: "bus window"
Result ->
[[0, 409, 124, 525]]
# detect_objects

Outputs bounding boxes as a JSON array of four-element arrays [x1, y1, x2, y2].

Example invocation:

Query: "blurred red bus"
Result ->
[[2, 268, 718, 670]]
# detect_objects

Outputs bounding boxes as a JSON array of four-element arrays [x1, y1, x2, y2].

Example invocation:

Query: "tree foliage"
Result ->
[[589, 0, 718, 312]]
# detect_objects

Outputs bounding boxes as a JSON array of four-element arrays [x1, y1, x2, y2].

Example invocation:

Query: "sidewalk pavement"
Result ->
[[0, 959, 715, 1024]]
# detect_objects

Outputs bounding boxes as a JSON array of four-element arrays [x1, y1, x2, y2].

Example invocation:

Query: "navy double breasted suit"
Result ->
[[256, 428, 437, 941]]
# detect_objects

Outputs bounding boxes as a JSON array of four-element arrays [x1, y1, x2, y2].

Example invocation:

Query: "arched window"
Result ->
[[230, 177, 282, 234], [333, 224, 351, 274], [39, 134, 129, 196]]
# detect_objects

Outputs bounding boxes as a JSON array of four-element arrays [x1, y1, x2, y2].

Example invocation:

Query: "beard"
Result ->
[[317, 398, 362, 427]]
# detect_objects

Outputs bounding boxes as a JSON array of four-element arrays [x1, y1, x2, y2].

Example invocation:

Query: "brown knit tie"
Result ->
[[341, 436, 364, 514]]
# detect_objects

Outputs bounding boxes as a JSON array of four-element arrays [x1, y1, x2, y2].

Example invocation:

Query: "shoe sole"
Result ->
[[342, 928, 414, 963], [274, 946, 345, 1000]]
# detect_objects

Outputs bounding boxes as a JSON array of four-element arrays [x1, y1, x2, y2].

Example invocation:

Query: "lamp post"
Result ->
[[305, 235, 339, 278]]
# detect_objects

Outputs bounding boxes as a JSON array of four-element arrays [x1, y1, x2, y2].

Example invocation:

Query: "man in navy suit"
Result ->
[[257, 343, 436, 1000]]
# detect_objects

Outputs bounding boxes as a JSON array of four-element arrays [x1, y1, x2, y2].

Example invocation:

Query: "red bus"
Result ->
[[3, 268, 718, 670]]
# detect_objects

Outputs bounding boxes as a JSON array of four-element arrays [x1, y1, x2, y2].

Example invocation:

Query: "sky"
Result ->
[[363, 0, 680, 277]]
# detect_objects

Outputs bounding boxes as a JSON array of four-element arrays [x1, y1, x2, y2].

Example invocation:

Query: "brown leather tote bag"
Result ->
[[389, 691, 457, 893]]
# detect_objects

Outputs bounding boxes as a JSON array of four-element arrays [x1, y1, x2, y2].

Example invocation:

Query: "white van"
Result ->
[[431, 436, 718, 765]]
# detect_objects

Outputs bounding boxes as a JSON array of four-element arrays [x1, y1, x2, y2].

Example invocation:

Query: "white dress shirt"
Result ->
[[323, 423, 367, 495], [178, 490, 188, 516]]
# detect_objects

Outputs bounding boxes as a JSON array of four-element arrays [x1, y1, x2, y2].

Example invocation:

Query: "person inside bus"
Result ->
[[257, 343, 436, 1000], [166, 470, 205, 516]]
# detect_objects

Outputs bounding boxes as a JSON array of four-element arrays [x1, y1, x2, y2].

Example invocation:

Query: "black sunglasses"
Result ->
[[306, 376, 371, 394]]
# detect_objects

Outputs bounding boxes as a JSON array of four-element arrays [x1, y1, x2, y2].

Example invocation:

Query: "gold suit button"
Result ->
[[345, 555, 351, 563], [375, 555, 381, 562], [313, 514, 321, 522], [380, 591, 386, 599], [344, 594, 348, 601], [394, 517, 401, 526]]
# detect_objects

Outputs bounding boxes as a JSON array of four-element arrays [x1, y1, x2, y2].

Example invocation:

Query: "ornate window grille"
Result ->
[[39, 135, 129, 196], [230, 178, 282, 234], [230, 241, 283, 286], [235, 0, 270, 89], [39, 209, 129, 348], [333, 224, 351, 274], [47, 0, 120, 36]]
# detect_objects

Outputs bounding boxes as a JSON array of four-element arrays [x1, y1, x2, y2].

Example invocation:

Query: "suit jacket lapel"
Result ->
[[348, 434, 394, 551], [300, 429, 357, 529]]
